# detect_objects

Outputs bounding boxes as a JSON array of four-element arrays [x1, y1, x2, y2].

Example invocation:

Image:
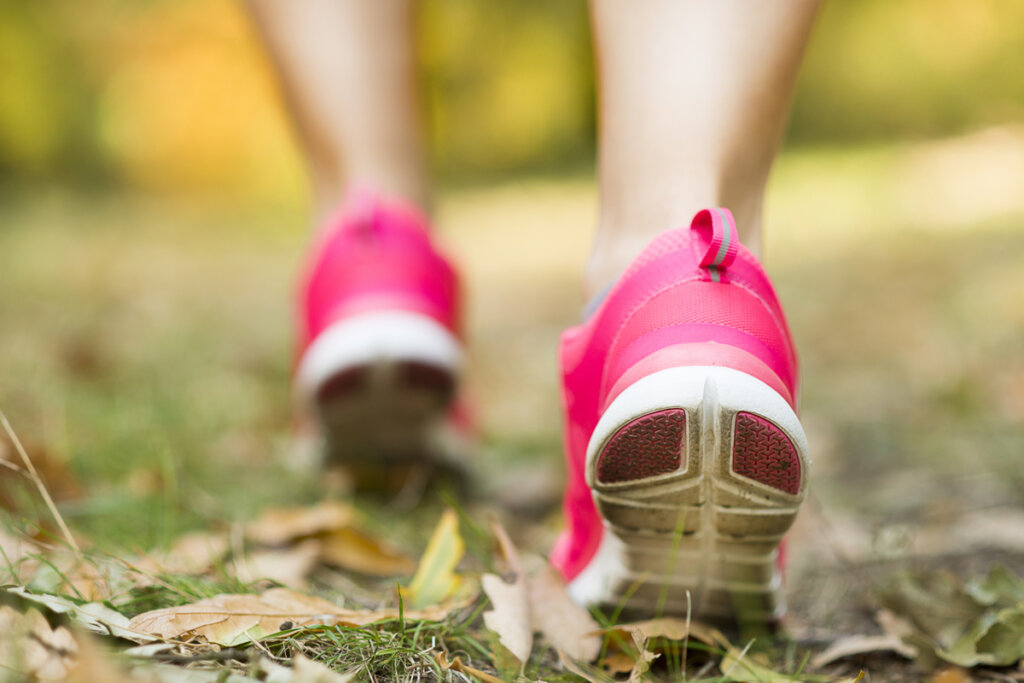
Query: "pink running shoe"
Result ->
[[551, 208, 809, 622], [294, 189, 463, 471]]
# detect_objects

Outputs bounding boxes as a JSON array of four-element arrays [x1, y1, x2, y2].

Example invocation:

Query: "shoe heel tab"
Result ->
[[321, 186, 431, 239], [691, 208, 739, 277]]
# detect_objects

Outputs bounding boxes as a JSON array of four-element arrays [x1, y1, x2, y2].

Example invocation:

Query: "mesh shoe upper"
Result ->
[[297, 189, 461, 363]]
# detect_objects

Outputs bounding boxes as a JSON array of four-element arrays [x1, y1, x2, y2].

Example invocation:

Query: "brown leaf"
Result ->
[[558, 649, 615, 683], [246, 501, 354, 546], [481, 521, 532, 664], [627, 628, 656, 683], [319, 528, 415, 576], [128, 587, 468, 646], [482, 572, 532, 664], [8, 586, 156, 643], [599, 617, 729, 649], [131, 531, 230, 580], [597, 617, 731, 676], [66, 630, 150, 683], [232, 539, 322, 587], [930, 667, 972, 683], [128, 588, 342, 646], [290, 653, 356, 682], [490, 519, 523, 576], [0, 605, 79, 680], [434, 650, 504, 683], [524, 555, 600, 662], [811, 634, 918, 668]]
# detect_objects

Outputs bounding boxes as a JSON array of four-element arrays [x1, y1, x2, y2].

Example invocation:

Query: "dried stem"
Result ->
[[0, 410, 82, 555]]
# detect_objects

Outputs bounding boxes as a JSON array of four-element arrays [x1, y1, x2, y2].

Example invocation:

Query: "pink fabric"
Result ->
[[297, 188, 461, 358], [692, 207, 739, 269], [551, 208, 800, 582]]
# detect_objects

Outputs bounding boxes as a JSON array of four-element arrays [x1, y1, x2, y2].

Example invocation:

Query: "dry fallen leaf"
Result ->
[[319, 528, 415, 576], [291, 653, 356, 683], [720, 644, 793, 683], [0, 605, 79, 680], [482, 572, 532, 664], [129, 587, 467, 646], [232, 540, 322, 588], [434, 650, 503, 683], [130, 531, 230, 583], [246, 501, 354, 546], [930, 667, 972, 683], [599, 617, 728, 653], [66, 629, 151, 683], [243, 501, 414, 581], [129, 588, 343, 646], [479, 522, 600, 665], [812, 633, 918, 668], [525, 555, 601, 662], [627, 628, 656, 683], [8, 586, 157, 643], [402, 509, 464, 609], [481, 521, 532, 664], [558, 649, 615, 683], [254, 653, 356, 683], [597, 617, 733, 678]]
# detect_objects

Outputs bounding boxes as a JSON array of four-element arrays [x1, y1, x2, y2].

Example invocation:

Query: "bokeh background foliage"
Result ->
[[2, 0, 1023, 196]]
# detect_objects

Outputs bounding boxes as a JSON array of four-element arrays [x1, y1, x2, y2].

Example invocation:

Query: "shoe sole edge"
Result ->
[[571, 365, 809, 622], [295, 311, 462, 468]]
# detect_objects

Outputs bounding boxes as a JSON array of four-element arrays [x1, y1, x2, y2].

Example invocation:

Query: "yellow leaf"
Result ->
[[319, 528, 416, 576], [403, 509, 464, 609]]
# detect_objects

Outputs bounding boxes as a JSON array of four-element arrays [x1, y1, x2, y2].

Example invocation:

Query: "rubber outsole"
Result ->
[[570, 366, 809, 623], [315, 359, 455, 467], [296, 311, 463, 475]]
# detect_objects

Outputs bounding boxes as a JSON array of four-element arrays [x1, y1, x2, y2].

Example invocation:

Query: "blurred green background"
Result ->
[[2, 0, 1024, 561], [2, 0, 1023, 195]]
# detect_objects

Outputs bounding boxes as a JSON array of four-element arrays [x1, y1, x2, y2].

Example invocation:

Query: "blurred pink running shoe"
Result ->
[[551, 208, 809, 622], [294, 189, 463, 472]]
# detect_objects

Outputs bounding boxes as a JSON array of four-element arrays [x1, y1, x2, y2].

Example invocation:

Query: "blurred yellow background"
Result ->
[[2, 0, 1023, 198]]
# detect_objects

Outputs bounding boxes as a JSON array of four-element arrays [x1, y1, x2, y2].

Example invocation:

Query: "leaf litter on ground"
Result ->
[[816, 564, 1024, 671], [127, 585, 470, 647]]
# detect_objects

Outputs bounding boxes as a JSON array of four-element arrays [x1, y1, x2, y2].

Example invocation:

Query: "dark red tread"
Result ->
[[731, 412, 800, 494], [596, 409, 686, 484]]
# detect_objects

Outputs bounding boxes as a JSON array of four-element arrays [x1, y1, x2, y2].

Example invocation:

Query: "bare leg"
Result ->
[[588, 0, 819, 296], [246, 0, 428, 224]]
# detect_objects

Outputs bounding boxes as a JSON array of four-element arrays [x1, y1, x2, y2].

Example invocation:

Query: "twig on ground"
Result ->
[[0, 410, 82, 557]]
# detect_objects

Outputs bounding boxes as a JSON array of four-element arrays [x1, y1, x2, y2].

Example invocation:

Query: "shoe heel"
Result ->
[[572, 365, 809, 622], [296, 311, 462, 469]]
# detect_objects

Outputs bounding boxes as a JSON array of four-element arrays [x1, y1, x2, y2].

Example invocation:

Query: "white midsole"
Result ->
[[585, 366, 807, 486], [295, 311, 463, 399]]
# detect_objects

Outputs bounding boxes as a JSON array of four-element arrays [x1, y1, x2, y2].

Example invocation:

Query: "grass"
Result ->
[[3, 130, 1024, 680]]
